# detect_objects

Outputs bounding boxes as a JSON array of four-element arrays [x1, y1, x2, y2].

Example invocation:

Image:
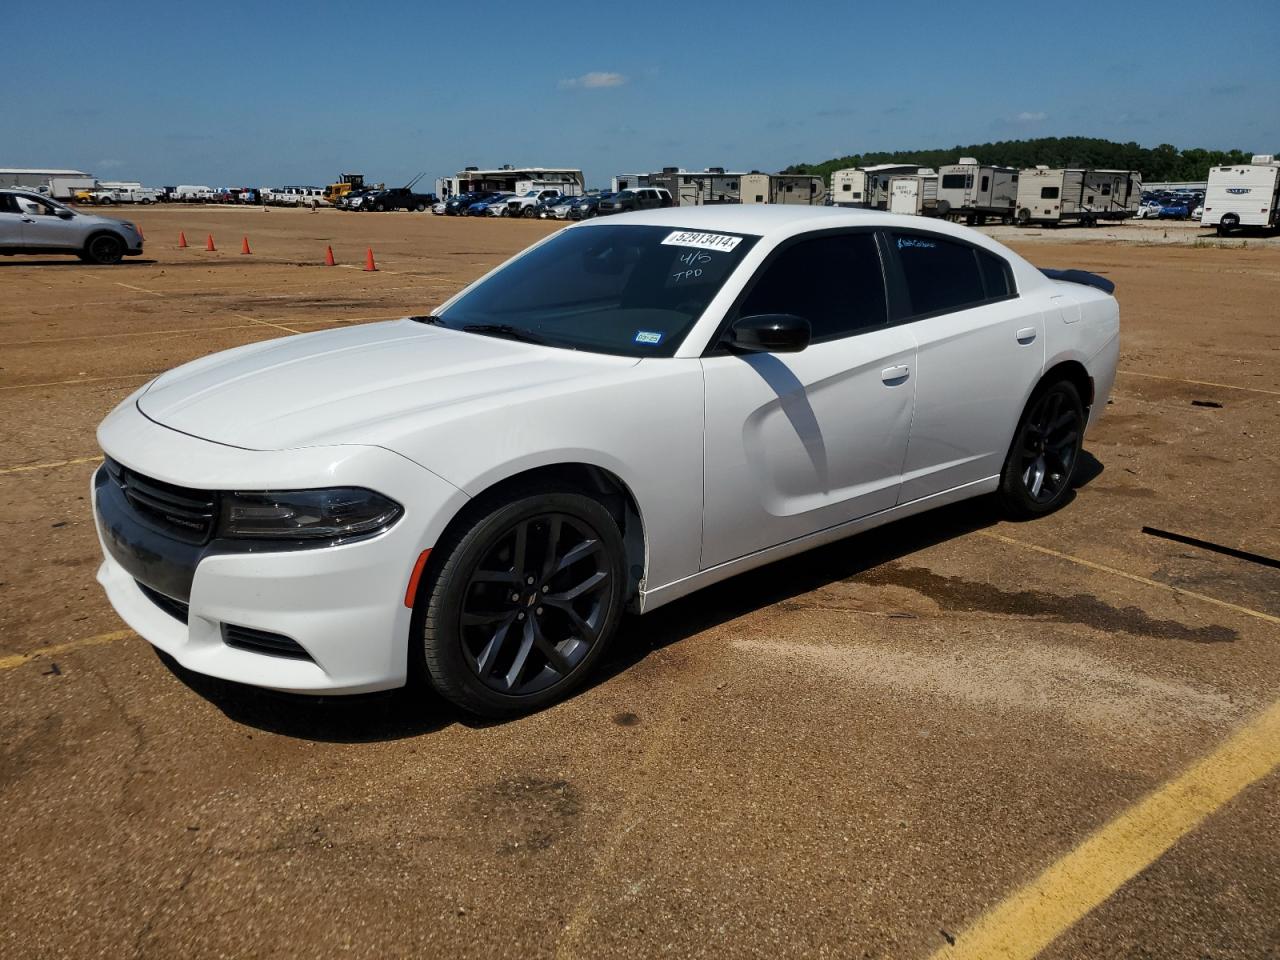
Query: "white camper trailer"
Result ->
[[740, 173, 827, 205], [887, 171, 939, 216], [936, 158, 1019, 223], [829, 164, 925, 209], [1201, 155, 1280, 235], [1015, 167, 1142, 226]]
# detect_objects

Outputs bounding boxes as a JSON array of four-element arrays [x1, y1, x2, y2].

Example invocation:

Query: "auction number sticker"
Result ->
[[661, 230, 743, 252]]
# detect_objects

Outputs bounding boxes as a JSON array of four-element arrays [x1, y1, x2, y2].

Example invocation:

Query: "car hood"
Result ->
[[136, 319, 638, 451]]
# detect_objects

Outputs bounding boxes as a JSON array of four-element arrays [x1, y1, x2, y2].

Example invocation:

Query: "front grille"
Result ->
[[105, 457, 217, 544], [221, 623, 312, 661], [137, 581, 190, 623]]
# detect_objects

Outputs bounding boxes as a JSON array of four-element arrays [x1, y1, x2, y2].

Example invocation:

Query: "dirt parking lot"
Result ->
[[1, 206, 1277, 960]]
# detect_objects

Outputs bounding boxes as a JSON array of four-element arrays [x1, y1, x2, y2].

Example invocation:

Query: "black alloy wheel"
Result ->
[[83, 233, 125, 265], [461, 514, 610, 695], [420, 489, 626, 717], [998, 380, 1085, 518]]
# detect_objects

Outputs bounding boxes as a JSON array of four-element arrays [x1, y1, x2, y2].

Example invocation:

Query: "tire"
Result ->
[[997, 379, 1085, 519], [1218, 214, 1239, 236], [374, 203, 386, 212], [415, 202, 427, 212], [420, 487, 627, 718], [523, 206, 538, 218], [83, 233, 125, 265], [1016, 208, 1031, 226]]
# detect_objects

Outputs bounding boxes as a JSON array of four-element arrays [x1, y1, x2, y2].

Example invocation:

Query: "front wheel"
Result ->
[[997, 380, 1085, 518], [420, 489, 627, 717], [83, 233, 125, 265]]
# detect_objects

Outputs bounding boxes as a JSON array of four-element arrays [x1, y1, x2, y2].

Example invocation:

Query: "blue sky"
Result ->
[[14, 0, 1279, 189]]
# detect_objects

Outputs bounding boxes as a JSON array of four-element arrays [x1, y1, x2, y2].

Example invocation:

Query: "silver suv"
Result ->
[[0, 190, 144, 264]]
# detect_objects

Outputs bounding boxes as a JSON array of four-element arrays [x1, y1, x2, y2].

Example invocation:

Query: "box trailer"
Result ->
[[740, 173, 827, 205], [1016, 167, 1142, 226], [44, 175, 98, 199], [887, 172, 939, 216], [936, 158, 1019, 223], [1201, 155, 1280, 235], [829, 164, 926, 209], [0, 167, 92, 191]]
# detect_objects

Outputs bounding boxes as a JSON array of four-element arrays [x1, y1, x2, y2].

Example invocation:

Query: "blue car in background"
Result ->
[[1156, 199, 1190, 219]]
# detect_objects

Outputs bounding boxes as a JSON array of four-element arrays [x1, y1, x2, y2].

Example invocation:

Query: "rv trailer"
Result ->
[[887, 171, 939, 216], [1201, 155, 1280, 235], [740, 173, 828, 205], [440, 166, 585, 199], [829, 164, 921, 208], [936, 158, 1019, 223], [611, 172, 652, 193], [1015, 167, 1142, 226], [644, 167, 746, 206]]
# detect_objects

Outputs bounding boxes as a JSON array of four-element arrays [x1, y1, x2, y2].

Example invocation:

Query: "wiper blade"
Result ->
[[409, 314, 447, 325], [461, 323, 550, 345]]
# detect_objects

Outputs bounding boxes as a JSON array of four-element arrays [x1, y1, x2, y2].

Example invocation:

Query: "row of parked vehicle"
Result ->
[[1134, 188, 1204, 221], [433, 186, 675, 220]]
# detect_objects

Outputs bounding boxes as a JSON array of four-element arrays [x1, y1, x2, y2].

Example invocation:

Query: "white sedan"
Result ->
[[93, 206, 1118, 716]]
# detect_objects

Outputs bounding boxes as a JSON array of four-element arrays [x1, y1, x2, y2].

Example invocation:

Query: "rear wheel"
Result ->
[[420, 489, 626, 717], [83, 233, 125, 265], [997, 380, 1085, 518]]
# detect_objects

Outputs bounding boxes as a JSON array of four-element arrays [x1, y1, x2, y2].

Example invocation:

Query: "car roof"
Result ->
[[576, 203, 881, 236]]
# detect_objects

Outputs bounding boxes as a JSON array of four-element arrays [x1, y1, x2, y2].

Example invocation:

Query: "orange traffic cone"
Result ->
[[324, 245, 336, 266], [241, 236, 252, 255], [178, 231, 187, 249], [363, 248, 377, 272], [205, 234, 216, 251]]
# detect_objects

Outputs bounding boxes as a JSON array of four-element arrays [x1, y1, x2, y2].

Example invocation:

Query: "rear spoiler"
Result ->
[[1040, 268, 1115, 295]]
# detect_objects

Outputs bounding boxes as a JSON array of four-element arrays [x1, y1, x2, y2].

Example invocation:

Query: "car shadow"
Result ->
[[160, 457, 1103, 742], [0, 258, 160, 268]]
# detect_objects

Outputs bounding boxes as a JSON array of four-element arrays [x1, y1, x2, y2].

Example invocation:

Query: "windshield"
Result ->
[[436, 224, 759, 357]]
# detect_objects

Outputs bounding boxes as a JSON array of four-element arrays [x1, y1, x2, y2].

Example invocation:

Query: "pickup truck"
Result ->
[[89, 187, 162, 205], [363, 187, 436, 212], [504, 188, 569, 218]]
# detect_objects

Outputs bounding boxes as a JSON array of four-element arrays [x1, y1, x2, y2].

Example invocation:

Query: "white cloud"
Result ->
[[1014, 111, 1048, 123], [559, 71, 627, 90]]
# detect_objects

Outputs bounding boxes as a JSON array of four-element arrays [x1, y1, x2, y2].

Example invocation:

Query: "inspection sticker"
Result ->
[[661, 230, 743, 252], [634, 330, 664, 345]]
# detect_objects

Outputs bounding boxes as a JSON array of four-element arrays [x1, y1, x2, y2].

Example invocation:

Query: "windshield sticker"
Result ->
[[661, 230, 743, 253], [634, 330, 664, 345], [896, 237, 936, 249]]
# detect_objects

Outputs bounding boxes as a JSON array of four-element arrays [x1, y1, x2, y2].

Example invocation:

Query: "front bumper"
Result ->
[[92, 395, 469, 694]]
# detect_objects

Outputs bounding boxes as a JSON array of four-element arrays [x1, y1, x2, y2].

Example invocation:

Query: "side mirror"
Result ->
[[723, 314, 811, 354], [57, 208, 74, 219]]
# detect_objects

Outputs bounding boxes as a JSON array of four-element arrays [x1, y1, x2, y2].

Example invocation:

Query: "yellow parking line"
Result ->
[[978, 531, 1280, 626], [931, 698, 1280, 960], [0, 629, 136, 672], [1116, 369, 1280, 398], [235, 313, 302, 334], [0, 373, 152, 392], [0, 455, 101, 476]]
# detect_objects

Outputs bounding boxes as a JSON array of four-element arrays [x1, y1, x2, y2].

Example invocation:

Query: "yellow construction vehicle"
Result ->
[[323, 173, 364, 206]]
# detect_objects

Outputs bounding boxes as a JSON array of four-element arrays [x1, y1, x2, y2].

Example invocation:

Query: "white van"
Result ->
[[1202, 155, 1280, 236]]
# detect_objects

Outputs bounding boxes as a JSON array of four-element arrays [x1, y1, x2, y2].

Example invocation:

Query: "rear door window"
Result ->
[[888, 233, 987, 317]]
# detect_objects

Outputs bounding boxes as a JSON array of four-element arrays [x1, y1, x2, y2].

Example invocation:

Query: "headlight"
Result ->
[[218, 487, 402, 541]]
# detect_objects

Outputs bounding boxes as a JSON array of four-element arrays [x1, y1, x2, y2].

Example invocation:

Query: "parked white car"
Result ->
[[93, 206, 1118, 716], [90, 186, 162, 205]]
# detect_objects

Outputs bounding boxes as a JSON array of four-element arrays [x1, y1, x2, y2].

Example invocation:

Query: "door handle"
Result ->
[[881, 365, 910, 385], [21, 217, 36, 223], [1016, 327, 1037, 344]]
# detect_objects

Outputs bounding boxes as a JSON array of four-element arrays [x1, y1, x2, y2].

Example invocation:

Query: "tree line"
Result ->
[[781, 137, 1267, 183]]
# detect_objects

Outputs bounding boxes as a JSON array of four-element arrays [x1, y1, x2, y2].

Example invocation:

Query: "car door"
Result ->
[[885, 230, 1044, 504], [14, 194, 79, 250], [700, 230, 917, 569], [0, 193, 27, 246]]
